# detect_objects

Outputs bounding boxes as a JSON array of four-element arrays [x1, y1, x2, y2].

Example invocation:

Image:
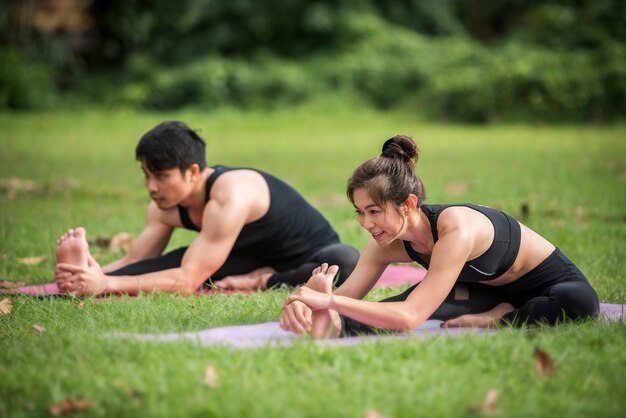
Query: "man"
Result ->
[[54, 121, 359, 295]]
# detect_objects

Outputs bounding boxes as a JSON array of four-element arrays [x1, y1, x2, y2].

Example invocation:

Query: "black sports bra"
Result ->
[[403, 204, 521, 282]]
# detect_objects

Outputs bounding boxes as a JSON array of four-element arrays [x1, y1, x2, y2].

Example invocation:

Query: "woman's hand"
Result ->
[[280, 263, 339, 334], [280, 300, 312, 334], [55, 256, 108, 296], [284, 285, 333, 311]]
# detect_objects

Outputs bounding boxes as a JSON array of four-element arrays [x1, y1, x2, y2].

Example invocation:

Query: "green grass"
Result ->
[[0, 104, 625, 417]]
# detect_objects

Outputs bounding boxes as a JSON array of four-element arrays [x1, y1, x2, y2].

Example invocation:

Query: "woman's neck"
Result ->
[[400, 208, 433, 253]]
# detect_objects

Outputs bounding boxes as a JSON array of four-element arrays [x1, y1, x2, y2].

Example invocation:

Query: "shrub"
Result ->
[[0, 48, 55, 110]]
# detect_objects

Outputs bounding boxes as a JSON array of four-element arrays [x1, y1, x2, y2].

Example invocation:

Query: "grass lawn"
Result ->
[[0, 104, 624, 417]]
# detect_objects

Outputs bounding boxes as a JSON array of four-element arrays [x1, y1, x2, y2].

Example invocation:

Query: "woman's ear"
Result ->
[[404, 194, 418, 211]]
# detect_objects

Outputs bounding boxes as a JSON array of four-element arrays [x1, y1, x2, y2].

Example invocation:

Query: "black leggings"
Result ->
[[341, 248, 599, 336], [107, 243, 360, 288]]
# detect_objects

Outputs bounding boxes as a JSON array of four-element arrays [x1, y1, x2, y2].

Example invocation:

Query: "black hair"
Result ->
[[347, 135, 426, 209], [135, 121, 207, 173]]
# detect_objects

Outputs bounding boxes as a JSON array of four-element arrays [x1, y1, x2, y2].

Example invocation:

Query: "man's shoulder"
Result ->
[[212, 167, 268, 191]]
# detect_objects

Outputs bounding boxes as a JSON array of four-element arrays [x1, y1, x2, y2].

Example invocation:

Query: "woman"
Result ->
[[280, 135, 599, 338]]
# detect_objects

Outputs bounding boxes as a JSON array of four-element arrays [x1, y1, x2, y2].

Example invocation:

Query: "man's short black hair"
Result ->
[[136, 121, 207, 172]]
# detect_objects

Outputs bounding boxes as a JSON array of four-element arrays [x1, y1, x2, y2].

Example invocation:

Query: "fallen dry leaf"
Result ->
[[89, 232, 133, 253], [76, 301, 85, 309], [90, 251, 105, 261], [534, 346, 555, 378], [365, 410, 389, 418], [445, 181, 471, 196], [17, 256, 47, 265], [520, 202, 530, 221], [575, 206, 588, 224], [312, 194, 347, 209], [0, 298, 12, 315], [468, 388, 500, 415], [32, 324, 46, 334], [126, 388, 141, 399], [90, 236, 112, 248], [48, 399, 91, 416], [110, 232, 133, 253], [0, 177, 41, 200], [204, 364, 219, 388], [0, 280, 26, 289]]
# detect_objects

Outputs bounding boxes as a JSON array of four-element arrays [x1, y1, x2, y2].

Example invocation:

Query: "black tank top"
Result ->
[[177, 165, 339, 260], [403, 204, 521, 282]]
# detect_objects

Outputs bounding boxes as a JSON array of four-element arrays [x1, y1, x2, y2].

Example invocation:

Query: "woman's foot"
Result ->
[[55, 227, 90, 268], [307, 264, 342, 339], [443, 303, 515, 328]]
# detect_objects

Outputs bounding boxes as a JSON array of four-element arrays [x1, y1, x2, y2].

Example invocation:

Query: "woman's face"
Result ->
[[353, 188, 406, 246]]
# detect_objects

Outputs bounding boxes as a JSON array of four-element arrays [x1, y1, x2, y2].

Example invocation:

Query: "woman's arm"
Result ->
[[286, 225, 473, 331], [280, 238, 404, 334], [334, 239, 406, 298]]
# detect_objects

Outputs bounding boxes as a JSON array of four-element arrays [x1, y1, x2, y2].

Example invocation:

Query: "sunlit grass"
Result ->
[[0, 105, 624, 417]]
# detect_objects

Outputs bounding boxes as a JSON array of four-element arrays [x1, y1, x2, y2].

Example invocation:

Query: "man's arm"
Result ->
[[102, 202, 174, 273], [57, 174, 260, 295]]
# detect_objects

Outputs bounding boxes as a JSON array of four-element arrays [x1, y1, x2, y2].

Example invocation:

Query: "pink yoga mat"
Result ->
[[0, 265, 427, 297]]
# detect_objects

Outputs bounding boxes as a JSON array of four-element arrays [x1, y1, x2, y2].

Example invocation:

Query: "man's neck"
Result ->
[[178, 167, 213, 211]]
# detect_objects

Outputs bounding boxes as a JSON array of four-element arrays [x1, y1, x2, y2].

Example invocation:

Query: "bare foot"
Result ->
[[56, 227, 90, 269], [215, 267, 277, 291], [443, 303, 515, 328], [222, 266, 276, 280], [307, 264, 342, 339]]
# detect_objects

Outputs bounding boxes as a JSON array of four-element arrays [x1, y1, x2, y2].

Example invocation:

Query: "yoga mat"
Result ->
[[0, 265, 426, 297], [108, 320, 493, 349], [0, 282, 250, 297], [108, 303, 624, 350]]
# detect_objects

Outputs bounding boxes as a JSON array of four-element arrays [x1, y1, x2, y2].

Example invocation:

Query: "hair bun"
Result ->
[[380, 135, 419, 164]]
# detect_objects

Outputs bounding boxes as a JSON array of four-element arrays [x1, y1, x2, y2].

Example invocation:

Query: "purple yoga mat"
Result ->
[[108, 320, 494, 349], [0, 265, 427, 297], [107, 303, 624, 349]]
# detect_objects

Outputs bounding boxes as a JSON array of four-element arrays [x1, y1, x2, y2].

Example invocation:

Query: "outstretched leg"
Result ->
[[443, 302, 515, 328], [306, 264, 342, 339], [56, 227, 90, 269]]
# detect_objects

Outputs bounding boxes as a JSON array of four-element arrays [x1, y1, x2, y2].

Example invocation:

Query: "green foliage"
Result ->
[[117, 55, 316, 110], [0, 48, 55, 110], [421, 42, 610, 122], [1, 0, 625, 121]]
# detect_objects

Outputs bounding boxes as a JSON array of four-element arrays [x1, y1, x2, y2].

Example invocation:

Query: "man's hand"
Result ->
[[55, 255, 108, 296]]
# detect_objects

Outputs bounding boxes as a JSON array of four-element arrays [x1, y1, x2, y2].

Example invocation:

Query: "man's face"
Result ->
[[141, 163, 192, 210]]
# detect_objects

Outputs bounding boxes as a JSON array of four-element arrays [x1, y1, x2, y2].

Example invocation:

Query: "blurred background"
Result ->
[[1, 0, 625, 123]]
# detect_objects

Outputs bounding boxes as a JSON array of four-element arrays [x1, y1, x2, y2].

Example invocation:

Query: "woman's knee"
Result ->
[[549, 281, 600, 319]]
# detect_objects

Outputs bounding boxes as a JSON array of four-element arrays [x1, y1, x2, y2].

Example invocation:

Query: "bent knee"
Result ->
[[550, 282, 600, 319]]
